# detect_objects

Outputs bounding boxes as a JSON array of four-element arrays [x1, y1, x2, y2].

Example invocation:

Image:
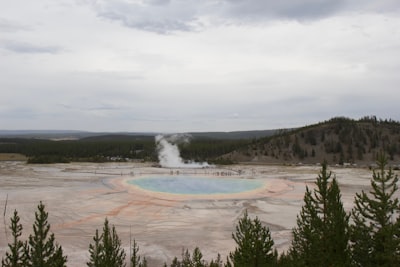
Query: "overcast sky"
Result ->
[[1, 0, 399, 133]]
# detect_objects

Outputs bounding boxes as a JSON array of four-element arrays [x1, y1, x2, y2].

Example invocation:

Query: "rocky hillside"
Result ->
[[223, 116, 400, 166]]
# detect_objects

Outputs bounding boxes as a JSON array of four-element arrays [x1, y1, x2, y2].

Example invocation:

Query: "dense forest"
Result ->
[[2, 154, 399, 266], [0, 135, 249, 164]]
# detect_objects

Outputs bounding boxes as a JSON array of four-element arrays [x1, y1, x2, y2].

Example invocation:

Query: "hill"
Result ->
[[189, 129, 280, 140], [222, 116, 400, 166], [2, 116, 399, 166]]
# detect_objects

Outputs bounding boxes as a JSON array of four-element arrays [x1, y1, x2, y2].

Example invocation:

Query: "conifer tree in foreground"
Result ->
[[87, 218, 126, 267], [1, 210, 28, 267], [87, 229, 103, 267], [229, 210, 276, 267], [131, 239, 147, 267], [289, 162, 350, 266], [167, 247, 221, 267], [26, 201, 67, 267], [350, 153, 400, 266]]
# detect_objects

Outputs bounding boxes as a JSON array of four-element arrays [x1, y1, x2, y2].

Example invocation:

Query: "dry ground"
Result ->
[[0, 153, 27, 161], [0, 161, 394, 266]]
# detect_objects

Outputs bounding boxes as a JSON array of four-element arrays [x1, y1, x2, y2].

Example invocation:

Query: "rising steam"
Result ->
[[155, 134, 213, 168]]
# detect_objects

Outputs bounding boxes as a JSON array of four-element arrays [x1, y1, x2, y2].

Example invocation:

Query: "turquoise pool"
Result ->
[[128, 176, 263, 195]]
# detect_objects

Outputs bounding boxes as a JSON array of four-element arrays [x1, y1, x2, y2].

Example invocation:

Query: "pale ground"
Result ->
[[0, 161, 396, 266]]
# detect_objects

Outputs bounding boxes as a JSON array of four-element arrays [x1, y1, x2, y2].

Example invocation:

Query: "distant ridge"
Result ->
[[0, 130, 86, 135], [0, 129, 282, 140], [0, 130, 157, 140], [189, 129, 281, 140]]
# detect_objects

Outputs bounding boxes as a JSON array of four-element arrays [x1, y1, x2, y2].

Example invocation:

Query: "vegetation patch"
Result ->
[[0, 153, 27, 161]]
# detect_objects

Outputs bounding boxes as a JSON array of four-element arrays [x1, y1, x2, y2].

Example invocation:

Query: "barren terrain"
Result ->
[[0, 161, 393, 266]]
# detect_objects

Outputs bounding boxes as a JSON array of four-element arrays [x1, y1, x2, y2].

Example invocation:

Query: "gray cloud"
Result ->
[[220, 0, 346, 21], [91, 0, 202, 34], [86, 0, 400, 34], [0, 18, 31, 32], [1, 40, 62, 54], [1, 0, 399, 132]]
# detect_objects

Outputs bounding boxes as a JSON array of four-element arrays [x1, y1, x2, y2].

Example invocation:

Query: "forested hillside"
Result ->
[[223, 116, 400, 166], [1, 116, 400, 165]]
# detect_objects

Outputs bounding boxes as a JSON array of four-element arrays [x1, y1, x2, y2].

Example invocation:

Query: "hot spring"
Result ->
[[128, 175, 264, 195]]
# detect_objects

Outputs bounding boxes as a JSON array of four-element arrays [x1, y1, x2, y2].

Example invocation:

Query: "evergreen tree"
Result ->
[[1, 210, 28, 267], [26, 202, 67, 267], [166, 248, 220, 267], [276, 251, 296, 267], [87, 218, 126, 267], [87, 229, 103, 267], [192, 247, 204, 267], [169, 257, 180, 267], [181, 249, 191, 267], [289, 162, 350, 266], [209, 254, 222, 267], [289, 187, 320, 266], [130, 239, 140, 267], [350, 153, 400, 266], [130, 239, 147, 267], [229, 210, 276, 267]]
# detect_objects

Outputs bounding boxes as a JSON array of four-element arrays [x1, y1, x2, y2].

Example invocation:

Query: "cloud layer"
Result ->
[[1, 0, 399, 132]]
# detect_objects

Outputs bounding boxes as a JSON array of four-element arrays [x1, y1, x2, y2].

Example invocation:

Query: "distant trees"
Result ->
[[245, 117, 400, 164], [0, 136, 248, 165]]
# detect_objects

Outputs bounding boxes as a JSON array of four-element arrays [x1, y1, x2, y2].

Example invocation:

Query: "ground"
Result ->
[[0, 161, 392, 266]]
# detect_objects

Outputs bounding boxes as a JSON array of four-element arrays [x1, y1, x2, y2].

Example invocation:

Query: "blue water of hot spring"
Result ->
[[128, 176, 263, 195]]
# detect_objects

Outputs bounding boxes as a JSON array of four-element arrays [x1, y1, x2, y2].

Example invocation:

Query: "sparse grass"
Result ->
[[0, 153, 27, 161]]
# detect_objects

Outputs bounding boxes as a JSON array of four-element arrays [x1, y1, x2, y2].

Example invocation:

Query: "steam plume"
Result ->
[[155, 134, 213, 168]]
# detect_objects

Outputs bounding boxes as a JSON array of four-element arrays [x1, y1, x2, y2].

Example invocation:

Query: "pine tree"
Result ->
[[169, 257, 180, 267], [229, 210, 276, 267], [181, 249, 191, 267], [1, 210, 28, 267], [166, 248, 218, 267], [130, 239, 147, 267], [87, 218, 126, 267], [26, 201, 67, 267], [209, 254, 222, 267], [130, 239, 140, 267], [289, 162, 350, 266], [87, 229, 103, 267], [350, 153, 400, 266], [289, 187, 320, 266], [191, 247, 204, 267]]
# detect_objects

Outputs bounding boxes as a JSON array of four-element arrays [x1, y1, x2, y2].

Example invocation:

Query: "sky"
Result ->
[[1, 0, 400, 133]]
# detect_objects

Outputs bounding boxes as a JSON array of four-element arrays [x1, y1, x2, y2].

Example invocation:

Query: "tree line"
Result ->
[[0, 137, 248, 164], [2, 154, 400, 266]]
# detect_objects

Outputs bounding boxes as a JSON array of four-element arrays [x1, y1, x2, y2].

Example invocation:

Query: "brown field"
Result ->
[[0, 153, 27, 161]]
